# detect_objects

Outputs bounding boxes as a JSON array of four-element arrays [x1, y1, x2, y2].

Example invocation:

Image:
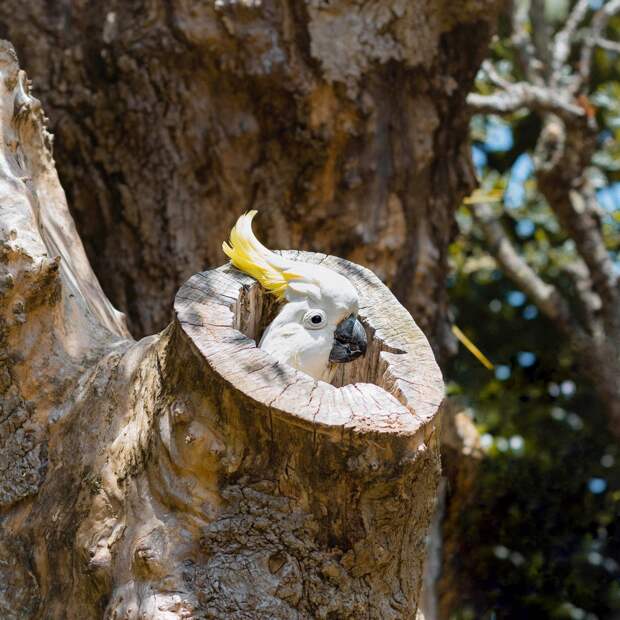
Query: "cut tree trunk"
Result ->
[[0, 0, 502, 360], [0, 42, 444, 619]]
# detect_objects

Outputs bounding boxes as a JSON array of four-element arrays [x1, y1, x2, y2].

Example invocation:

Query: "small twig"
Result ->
[[578, 0, 620, 90], [479, 60, 513, 90], [593, 37, 620, 54]]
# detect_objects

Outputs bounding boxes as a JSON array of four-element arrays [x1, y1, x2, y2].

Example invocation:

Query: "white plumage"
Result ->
[[223, 212, 366, 381]]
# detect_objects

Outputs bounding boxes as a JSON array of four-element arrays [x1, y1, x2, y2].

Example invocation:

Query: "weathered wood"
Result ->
[[169, 254, 444, 617], [177, 254, 443, 439], [0, 39, 443, 619], [0, 40, 130, 515]]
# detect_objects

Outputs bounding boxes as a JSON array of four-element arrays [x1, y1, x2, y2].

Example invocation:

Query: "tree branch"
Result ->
[[534, 117, 619, 317], [511, 0, 544, 84], [473, 206, 620, 436], [479, 59, 513, 90], [561, 258, 603, 338], [530, 0, 552, 79], [467, 83, 586, 119], [592, 37, 620, 54], [471, 203, 583, 337], [552, 0, 590, 82], [548, 186, 619, 310], [578, 0, 620, 90], [467, 2, 620, 439]]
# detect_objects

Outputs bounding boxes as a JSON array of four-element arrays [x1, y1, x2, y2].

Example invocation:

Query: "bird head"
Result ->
[[222, 211, 367, 381]]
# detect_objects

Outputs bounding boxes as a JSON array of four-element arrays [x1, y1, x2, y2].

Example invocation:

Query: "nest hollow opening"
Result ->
[[234, 280, 388, 389]]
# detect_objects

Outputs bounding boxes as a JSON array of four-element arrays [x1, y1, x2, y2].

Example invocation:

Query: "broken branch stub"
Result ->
[[171, 251, 444, 617]]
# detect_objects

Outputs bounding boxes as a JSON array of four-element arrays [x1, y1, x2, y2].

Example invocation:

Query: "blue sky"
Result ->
[[473, 116, 620, 213]]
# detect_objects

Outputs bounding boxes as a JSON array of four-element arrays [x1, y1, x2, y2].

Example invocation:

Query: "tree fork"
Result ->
[[0, 42, 443, 619]]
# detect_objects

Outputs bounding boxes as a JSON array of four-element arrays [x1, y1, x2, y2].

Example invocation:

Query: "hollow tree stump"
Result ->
[[0, 40, 443, 619], [167, 254, 444, 617]]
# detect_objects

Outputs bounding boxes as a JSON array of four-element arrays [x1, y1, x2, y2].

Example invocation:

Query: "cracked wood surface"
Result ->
[[176, 252, 444, 445], [167, 252, 444, 618], [0, 40, 130, 515]]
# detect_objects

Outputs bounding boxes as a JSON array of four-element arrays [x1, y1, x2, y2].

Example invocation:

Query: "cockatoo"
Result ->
[[222, 211, 367, 381]]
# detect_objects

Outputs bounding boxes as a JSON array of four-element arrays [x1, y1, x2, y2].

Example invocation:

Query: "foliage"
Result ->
[[449, 239, 620, 619], [448, 2, 620, 617]]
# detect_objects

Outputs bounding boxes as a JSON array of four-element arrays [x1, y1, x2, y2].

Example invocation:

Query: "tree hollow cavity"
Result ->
[[175, 251, 444, 442], [236, 277, 385, 389]]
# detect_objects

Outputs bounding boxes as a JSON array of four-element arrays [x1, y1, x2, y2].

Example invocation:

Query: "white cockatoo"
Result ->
[[222, 211, 367, 381]]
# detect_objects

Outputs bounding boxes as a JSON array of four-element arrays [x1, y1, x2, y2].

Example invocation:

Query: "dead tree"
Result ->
[[467, 0, 620, 435], [0, 43, 444, 619]]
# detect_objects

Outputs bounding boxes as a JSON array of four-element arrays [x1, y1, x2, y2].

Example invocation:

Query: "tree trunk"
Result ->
[[0, 42, 445, 618], [0, 2, 504, 618], [0, 0, 501, 359], [432, 403, 484, 620]]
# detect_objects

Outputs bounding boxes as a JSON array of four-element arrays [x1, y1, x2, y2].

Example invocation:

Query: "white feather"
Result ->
[[224, 212, 360, 381], [260, 265, 359, 380]]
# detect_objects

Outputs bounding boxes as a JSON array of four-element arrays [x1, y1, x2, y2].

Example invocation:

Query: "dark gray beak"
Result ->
[[329, 314, 367, 363]]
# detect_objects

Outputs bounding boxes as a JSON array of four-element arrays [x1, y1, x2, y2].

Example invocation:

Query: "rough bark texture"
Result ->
[[0, 3, 505, 618], [0, 0, 502, 360], [0, 42, 444, 618]]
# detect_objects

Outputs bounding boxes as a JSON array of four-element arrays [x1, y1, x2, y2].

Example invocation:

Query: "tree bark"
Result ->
[[0, 0, 502, 359], [0, 3, 504, 618], [432, 404, 484, 620], [0, 42, 445, 618]]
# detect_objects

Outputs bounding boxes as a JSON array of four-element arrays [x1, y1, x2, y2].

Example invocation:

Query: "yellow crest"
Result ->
[[222, 211, 299, 299]]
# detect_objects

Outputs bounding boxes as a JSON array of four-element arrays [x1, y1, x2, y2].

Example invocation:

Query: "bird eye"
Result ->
[[303, 310, 326, 330]]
